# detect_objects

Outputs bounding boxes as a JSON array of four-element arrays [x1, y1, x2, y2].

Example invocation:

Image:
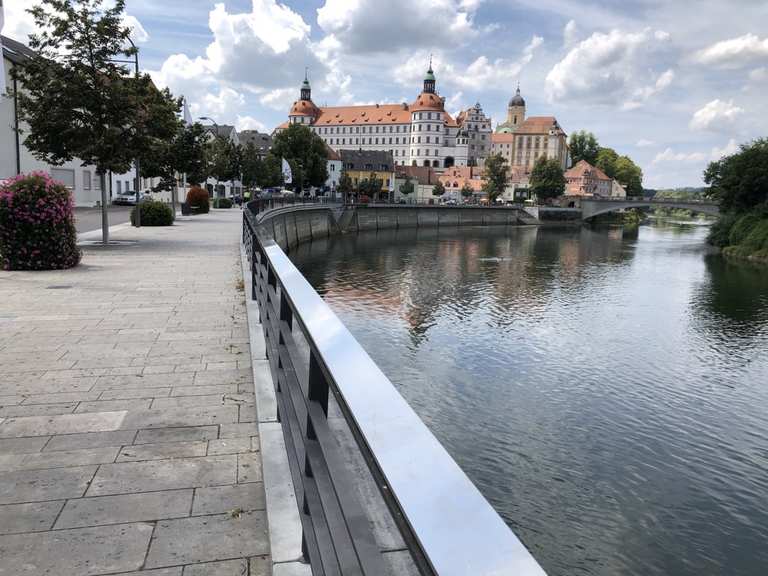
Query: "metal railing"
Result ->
[[243, 202, 547, 575], [585, 196, 717, 204], [248, 195, 340, 215]]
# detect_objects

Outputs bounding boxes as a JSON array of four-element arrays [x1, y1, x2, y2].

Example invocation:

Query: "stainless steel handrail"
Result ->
[[244, 203, 547, 575]]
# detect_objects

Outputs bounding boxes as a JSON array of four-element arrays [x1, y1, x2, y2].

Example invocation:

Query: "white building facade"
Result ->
[[281, 67, 476, 170]]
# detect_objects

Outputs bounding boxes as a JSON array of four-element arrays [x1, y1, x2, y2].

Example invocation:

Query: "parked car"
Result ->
[[112, 191, 137, 205]]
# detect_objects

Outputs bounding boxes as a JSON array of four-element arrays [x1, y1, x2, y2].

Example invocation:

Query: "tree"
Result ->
[[207, 136, 240, 196], [172, 123, 209, 186], [12, 0, 180, 241], [338, 171, 353, 200], [399, 175, 415, 199], [595, 148, 619, 179], [482, 154, 509, 203], [259, 154, 283, 188], [460, 182, 474, 201], [241, 142, 263, 191], [358, 172, 382, 199], [569, 131, 600, 165], [530, 157, 566, 203], [614, 155, 644, 196], [270, 124, 328, 191], [432, 181, 446, 197], [704, 138, 768, 212]]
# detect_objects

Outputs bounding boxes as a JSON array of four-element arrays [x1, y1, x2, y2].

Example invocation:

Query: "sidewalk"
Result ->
[[0, 210, 269, 575]]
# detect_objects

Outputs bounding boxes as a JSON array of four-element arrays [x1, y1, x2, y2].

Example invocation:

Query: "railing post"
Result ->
[[308, 350, 329, 417]]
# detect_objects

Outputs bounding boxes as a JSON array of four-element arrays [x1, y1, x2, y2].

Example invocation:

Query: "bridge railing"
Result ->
[[585, 196, 716, 204], [243, 202, 547, 575]]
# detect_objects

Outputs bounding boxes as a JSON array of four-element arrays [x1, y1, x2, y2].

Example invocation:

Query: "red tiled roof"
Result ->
[[564, 160, 611, 181]]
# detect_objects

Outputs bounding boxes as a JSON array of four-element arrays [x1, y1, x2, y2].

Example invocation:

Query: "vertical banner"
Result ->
[[281, 158, 292, 184]]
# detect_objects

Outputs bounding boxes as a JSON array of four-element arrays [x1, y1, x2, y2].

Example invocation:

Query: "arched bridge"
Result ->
[[580, 197, 719, 220]]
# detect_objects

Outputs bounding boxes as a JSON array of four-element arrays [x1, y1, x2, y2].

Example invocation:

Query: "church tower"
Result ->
[[423, 58, 436, 94], [300, 69, 312, 101], [507, 84, 525, 127]]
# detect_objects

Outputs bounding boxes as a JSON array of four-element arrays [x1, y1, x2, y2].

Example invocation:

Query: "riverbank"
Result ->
[[708, 209, 768, 266]]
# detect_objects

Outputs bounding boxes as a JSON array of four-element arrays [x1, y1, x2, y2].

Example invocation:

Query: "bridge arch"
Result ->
[[580, 199, 719, 220]]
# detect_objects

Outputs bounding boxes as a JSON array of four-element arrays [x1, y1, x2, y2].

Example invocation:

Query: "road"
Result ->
[[74, 206, 132, 234]]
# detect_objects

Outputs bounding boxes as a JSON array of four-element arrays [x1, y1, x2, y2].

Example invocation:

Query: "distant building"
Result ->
[[325, 146, 342, 195], [564, 160, 612, 197], [201, 124, 242, 198], [279, 67, 484, 170], [455, 103, 493, 167], [239, 129, 272, 158], [491, 85, 570, 172], [393, 165, 442, 203], [340, 149, 394, 198]]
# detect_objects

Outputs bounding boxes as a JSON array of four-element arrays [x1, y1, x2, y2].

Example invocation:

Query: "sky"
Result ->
[[3, 0, 768, 188]]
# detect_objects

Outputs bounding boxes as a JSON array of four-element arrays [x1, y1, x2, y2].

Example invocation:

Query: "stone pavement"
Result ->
[[0, 210, 270, 575]]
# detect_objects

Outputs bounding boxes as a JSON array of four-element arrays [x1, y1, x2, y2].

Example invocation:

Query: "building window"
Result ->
[[426, 136, 430, 143], [116, 180, 121, 193], [435, 137, 440, 144], [83, 170, 91, 189], [417, 137, 421, 143], [51, 168, 75, 189]]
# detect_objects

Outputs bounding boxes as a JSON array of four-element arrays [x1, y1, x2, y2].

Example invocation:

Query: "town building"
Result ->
[[281, 67, 485, 170], [239, 129, 272, 158], [455, 103, 493, 167], [325, 146, 342, 196], [393, 165, 442, 203], [491, 86, 570, 172], [202, 124, 243, 198], [340, 149, 394, 199], [564, 160, 612, 197]]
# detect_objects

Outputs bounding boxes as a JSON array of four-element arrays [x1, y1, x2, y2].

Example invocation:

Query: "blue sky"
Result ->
[[4, 0, 768, 188]]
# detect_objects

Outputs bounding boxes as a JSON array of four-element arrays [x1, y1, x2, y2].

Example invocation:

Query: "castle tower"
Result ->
[[423, 57, 436, 94], [507, 84, 525, 127], [300, 69, 312, 101]]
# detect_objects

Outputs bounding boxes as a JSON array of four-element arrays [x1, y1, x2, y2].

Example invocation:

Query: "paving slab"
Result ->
[[145, 511, 269, 568], [0, 411, 128, 438], [116, 440, 208, 462], [134, 425, 219, 445], [87, 455, 238, 496], [45, 430, 138, 452], [0, 500, 65, 534], [0, 522, 153, 575], [192, 483, 266, 516], [0, 465, 97, 504], [182, 558, 249, 576], [0, 446, 119, 472], [55, 489, 193, 529], [0, 435, 50, 454]]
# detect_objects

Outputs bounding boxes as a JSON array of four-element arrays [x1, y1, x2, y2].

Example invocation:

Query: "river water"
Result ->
[[289, 221, 768, 576]]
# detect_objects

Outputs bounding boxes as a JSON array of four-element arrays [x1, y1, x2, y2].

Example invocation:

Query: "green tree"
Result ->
[[172, 123, 209, 186], [569, 131, 600, 165], [12, 0, 180, 239], [460, 182, 474, 201], [241, 142, 263, 191], [270, 124, 328, 191], [206, 136, 241, 196], [595, 147, 619, 179], [259, 154, 283, 188], [705, 138, 768, 212], [530, 157, 566, 203], [614, 155, 644, 196], [399, 175, 415, 197], [432, 180, 446, 197], [337, 171, 353, 200], [482, 154, 509, 203], [358, 172, 383, 199]]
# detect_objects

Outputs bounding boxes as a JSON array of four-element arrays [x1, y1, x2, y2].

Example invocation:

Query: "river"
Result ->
[[289, 221, 768, 576]]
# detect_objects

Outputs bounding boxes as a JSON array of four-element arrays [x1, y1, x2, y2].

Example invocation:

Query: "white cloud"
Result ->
[[563, 20, 578, 48], [191, 87, 246, 119], [623, 68, 674, 110], [394, 36, 543, 92], [259, 88, 296, 111], [122, 14, 150, 44], [545, 27, 672, 106], [689, 99, 744, 132], [235, 115, 267, 132], [2, 0, 39, 42], [695, 33, 768, 68], [652, 139, 739, 165], [317, 0, 481, 53], [636, 139, 655, 147]]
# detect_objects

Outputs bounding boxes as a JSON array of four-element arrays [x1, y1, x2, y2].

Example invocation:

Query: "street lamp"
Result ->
[[126, 36, 142, 228]]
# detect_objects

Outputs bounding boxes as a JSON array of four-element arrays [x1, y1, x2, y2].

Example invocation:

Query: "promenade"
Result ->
[[0, 210, 270, 575]]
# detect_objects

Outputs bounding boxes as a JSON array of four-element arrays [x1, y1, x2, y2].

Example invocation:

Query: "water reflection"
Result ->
[[290, 222, 768, 576]]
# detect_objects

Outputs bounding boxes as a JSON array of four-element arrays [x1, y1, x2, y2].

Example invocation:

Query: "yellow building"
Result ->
[[339, 149, 394, 198]]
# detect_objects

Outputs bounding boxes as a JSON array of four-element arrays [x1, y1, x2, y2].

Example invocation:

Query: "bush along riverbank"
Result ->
[[704, 138, 768, 266]]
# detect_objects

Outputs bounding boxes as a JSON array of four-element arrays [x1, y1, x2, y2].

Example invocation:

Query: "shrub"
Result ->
[[186, 186, 210, 214], [0, 172, 81, 270], [213, 197, 233, 209], [707, 211, 739, 247], [130, 200, 174, 226], [728, 212, 762, 246]]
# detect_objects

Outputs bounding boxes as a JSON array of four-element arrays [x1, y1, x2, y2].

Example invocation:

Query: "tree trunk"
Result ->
[[99, 171, 109, 244]]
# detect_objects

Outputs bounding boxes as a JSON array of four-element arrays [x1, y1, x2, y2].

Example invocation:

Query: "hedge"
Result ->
[[213, 197, 233, 209], [130, 200, 174, 226], [0, 172, 81, 270]]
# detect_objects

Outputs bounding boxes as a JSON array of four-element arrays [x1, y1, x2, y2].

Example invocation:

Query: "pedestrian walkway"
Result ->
[[0, 210, 269, 575]]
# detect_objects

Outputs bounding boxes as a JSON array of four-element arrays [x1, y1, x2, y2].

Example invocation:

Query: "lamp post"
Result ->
[[126, 36, 141, 228]]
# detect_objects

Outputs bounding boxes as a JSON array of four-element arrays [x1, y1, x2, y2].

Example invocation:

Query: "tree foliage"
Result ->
[[241, 142, 263, 189], [595, 147, 643, 196], [569, 131, 600, 165], [270, 124, 328, 190], [358, 172, 383, 198], [530, 157, 566, 203], [338, 171, 353, 196], [432, 181, 446, 197], [14, 0, 180, 182], [173, 123, 209, 186], [399, 175, 414, 196], [206, 136, 241, 190], [482, 154, 508, 203], [595, 148, 619, 179], [704, 138, 768, 213], [460, 182, 474, 198]]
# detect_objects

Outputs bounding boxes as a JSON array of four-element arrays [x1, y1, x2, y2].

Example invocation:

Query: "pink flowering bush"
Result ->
[[0, 172, 81, 270]]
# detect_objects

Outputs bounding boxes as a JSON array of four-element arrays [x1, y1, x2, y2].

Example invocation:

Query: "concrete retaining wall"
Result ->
[[255, 205, 529, 252]]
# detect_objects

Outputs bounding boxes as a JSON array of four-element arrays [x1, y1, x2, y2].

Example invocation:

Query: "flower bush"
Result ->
[[130, 199, 174, 226], [0, 172, 81, 270], [186, 186, 210, 214]]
